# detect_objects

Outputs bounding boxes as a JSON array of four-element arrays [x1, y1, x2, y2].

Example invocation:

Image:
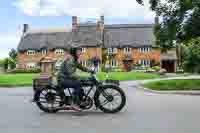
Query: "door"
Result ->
[[161, 60, 175, 73]]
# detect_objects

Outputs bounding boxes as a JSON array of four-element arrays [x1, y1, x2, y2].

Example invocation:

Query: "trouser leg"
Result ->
[[60, 79, 82, 105]]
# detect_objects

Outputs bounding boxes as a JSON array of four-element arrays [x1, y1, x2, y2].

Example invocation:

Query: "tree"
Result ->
[[9, 48, 17, 61], [136, 0, 200, 51], [183, 37, 200, 73], [2, 58, 9, 70], [183, 7, 200, 41]]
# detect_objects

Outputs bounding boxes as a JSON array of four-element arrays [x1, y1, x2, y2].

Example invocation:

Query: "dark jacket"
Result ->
[[57, 57, 90, 82]]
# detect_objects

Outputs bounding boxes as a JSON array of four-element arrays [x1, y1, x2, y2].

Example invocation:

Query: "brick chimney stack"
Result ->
[[72, 16, 78, 32], [96, 16, 104, 32], [100, 15, 104, 24], [23, 24, 29, 34]]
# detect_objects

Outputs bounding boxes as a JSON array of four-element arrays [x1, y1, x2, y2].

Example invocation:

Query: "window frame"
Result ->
[[138, 59, 151, 67], [26, 62, 37, 69], [55, 48, 64, 55], [41, 49, 47, 55], [80, 60, 87, 67], [27, 50, 36, 55], [81, 48, 86, 53], [139, 47, 151, 53], [124, 47, 131, 53], [110, 59, 118, 67], [107, 48, 118, 54]]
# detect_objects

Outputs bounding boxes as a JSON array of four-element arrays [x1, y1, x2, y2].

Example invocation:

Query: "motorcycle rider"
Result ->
[[57, 47, 94, 111]]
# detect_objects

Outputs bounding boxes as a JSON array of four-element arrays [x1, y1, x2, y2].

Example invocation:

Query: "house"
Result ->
[[16, 16, 177, 73]]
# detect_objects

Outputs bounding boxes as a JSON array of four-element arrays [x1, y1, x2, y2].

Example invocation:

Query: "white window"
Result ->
[[27, 50, 35, 55], [111, 60, 118, 67], [55, 49, 64, 55], [26, 63, 36, 69], [80, 60, 87, 67], [81, 48, 86, 53], [139, 47, 151, 53], [138, 59, 151, 66], [124, 47, 131, 53], [41, 49, 47, 55], [107, 48, 117, 54]]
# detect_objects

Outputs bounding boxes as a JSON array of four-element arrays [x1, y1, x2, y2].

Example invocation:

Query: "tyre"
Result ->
[[34, 87, 63, 113], [94, 85, 126, 113]]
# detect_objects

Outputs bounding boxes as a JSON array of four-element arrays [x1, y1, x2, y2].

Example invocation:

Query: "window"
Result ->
[[41, 49, 47, 55], [111, 60, 118, 67], [124, 47, 131, 53], [138, 59, 151, 66], [26, 63, 36, 69], [81, 48, 86, 53], [80, 60, 87, 67], [139, 47, 151, 53], [27, 50, 35, 55], [107, 48, 117, 54], [55, 49, 64, 55]]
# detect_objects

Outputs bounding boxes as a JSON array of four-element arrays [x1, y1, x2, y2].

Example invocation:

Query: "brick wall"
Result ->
[[17, 47, 160, 70], [79, 48, 102, 60], [103, 47, 161, 69], [16, 48, 101, 69], [16, 50, 68, 69]]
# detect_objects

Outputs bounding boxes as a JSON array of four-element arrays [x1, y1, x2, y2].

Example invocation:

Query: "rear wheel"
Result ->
[[94, 85, 126, 113], [34, 87, 63, 113]]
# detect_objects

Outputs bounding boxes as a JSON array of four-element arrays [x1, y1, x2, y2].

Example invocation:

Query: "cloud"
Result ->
[[13, 0, 155, 18], [0, 33, 21, 59]]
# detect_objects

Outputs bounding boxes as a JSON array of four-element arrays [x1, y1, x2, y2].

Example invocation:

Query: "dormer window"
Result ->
[[41, 49, 47, 55], [27, 50, 35, 55], [81, 48, 86, 53], [107, 48, 117, 54], [139, 47, 151, 53], [124, 47, 131, 53], [55, 49, 64, 55]]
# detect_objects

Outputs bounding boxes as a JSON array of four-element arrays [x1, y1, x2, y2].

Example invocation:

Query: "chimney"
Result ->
[[96, 16, 104, 32], [72, 16, 78, 32], [100, 15, 104, 24], [23, 24, 29, 34], [155, 16, 159, 25]]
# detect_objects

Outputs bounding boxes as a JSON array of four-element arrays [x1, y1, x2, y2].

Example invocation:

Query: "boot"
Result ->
[[71, 96, 82, 112]]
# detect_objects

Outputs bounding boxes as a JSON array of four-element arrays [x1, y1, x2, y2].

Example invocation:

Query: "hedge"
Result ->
[[8, 69, 41, 73]]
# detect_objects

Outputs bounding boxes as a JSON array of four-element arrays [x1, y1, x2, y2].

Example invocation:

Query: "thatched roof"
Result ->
[[17, 24, 156, 51], [104, 24, 155, 48]]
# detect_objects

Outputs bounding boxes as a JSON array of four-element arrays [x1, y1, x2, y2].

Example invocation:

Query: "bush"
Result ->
[[8, 69, 41, 73], [152, 66, 161, 72], [183, 37, 200, 73], [146, 68, 156, 73]]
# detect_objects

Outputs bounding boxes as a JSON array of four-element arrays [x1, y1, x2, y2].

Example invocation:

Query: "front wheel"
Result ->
[[94, 85, 126, 113]]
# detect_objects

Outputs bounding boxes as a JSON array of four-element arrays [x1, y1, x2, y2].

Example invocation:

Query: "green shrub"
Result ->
[[8, 69, 41, 73], [152, 66, 161, 72]]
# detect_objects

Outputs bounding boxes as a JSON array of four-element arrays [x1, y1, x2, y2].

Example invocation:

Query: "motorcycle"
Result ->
[[32, 67, 126, 113]]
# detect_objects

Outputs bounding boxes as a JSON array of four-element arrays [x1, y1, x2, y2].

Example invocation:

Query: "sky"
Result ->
[[0, 0, 155, 59]]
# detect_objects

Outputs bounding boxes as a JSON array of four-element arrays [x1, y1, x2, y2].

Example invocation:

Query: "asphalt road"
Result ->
[[0, 81, 200, 133]]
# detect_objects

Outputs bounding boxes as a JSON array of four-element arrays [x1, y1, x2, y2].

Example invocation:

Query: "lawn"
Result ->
[[0, 72, 160, 87], [144, 79, 200, 91], [96, 72, 160, 81], [0, 74, 38, 87]]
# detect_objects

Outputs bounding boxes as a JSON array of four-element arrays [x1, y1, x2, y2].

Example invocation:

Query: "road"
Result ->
[[0, 81, 200, 133]]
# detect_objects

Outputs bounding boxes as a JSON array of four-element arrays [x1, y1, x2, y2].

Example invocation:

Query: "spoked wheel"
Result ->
[[34, 88, 63, 113], [94, 85, 126, 113]]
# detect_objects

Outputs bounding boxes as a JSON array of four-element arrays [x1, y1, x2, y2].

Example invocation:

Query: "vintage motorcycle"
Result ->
[[32, 68, 126, 113]]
